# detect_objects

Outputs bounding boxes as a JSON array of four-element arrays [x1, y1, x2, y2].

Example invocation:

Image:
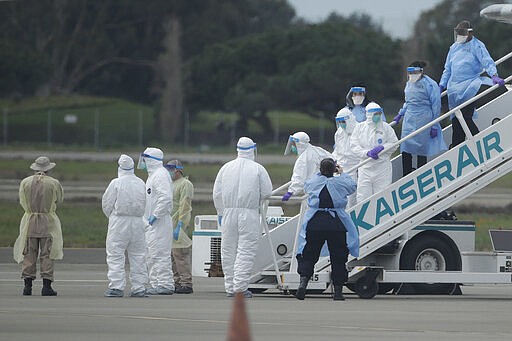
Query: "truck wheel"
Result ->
[[399, 235, 460, 294], [355, 275, 379, 299]]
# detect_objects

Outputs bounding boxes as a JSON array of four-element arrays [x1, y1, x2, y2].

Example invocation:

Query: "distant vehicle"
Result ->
[[480, 4, 512, 24]]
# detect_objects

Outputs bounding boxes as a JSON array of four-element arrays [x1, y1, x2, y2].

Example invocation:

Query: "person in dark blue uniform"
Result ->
[[295, 158, 359, 301]]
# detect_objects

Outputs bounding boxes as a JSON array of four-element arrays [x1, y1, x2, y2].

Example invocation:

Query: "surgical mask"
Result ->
[[352, 95, 364, 105], [339, 122, 347, 130], [455, 35, 467, 43], [291, 145, 298, 154], [372, 114, 381, 123], [408, 74, 421, 83]]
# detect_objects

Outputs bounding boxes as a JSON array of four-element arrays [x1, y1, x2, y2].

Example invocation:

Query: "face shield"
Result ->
[[350, 86, 366, 105], [453, 27, 472, 43], [284, 135, 300, 155], [366, 106, 384, 124], [407, 66, 423, 83], [137, 153, 163, 170]]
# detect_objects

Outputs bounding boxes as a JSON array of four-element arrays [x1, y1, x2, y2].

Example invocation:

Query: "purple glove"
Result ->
[[492, 75, 505, 86], [392, 110, 404, 124], [430, 127, 438, 138], [439, 84, 446, 93], [282, 191, 293, 201], [367, 145, 384, 160]]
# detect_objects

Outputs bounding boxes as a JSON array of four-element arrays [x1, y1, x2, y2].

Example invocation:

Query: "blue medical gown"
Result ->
[[439, 37, 496, 114], [351, 105, 366, 123], [351, 105, 386, 123], [399, 75, 447, 156], [297, 173, 360, 258]]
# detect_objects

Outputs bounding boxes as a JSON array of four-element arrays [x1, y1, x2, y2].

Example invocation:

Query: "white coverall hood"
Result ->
[[142, 147, 164, 173], [365, 102, 385, 130], [335, 107, 356, 135], [118, 154, 134, 177], [237, 137, 256, 160], [292, 131, 310, 155]]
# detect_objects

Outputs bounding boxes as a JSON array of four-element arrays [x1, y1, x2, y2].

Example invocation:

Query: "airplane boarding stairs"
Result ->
[[248, 72, 512, 294]]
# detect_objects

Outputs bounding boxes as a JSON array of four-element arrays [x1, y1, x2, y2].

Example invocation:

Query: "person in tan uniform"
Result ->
[[13, 156, 63, 296], [166, 160, 194, 294]]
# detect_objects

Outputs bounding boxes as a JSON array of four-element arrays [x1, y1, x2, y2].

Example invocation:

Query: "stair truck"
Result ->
[[192, 52, 512, 298]]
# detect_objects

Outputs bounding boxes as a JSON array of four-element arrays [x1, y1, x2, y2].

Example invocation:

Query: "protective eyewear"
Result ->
[[406, 66, 423, 74], [141, 153, 163, 161], [350, 86, 366, 93], [165, 164, 183, 170], [367, 107, 383, 114]]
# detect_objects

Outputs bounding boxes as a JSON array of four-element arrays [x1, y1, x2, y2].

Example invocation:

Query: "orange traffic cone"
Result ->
[[227, 292, 251, 341]]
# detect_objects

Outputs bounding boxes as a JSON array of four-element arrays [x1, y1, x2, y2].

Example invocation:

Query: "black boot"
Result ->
[[23, 278, 33, 296], [333, 284, 345, 301], [41, 278, 57, 296], [295, 276, 309, 300]]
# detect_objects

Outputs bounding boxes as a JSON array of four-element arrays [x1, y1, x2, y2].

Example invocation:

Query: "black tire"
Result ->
[[355, 275, 379, 299], [399, 234, 461, 294]]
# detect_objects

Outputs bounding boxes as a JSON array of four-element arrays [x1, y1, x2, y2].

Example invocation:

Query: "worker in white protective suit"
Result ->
[[138, 147, 174, 295], [213, 137, 273, 298], [350, 102, 398, 203], [282, 132, 332, 201], [102, 154, 148, 297], [332, 107, 359, 208]]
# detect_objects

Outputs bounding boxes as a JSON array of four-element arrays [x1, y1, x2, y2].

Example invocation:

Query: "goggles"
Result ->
[[141, 153, 163, 161]]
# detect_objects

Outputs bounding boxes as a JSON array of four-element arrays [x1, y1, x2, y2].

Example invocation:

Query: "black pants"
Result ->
[[297, 230, 348, 286], [402, 152, 427, 176], [451, 84, 507, 148]]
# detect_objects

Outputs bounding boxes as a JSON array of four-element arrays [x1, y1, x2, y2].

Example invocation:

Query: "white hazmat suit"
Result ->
[[213, 137, 273, 296], [139, 147, 174, 294], [102, 154, 148, 296], [332, 107, 359, 208], [284, 132, 332, 198], [350, 102, 398, 203]]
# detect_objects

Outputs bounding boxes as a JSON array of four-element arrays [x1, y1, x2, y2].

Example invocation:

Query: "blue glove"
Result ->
[[173, 221, 183, 240], [367, 145, 384, 160], [439, 84, 446, 93], [282, 191, 293, 201], [148, 215, 157, 225], [430, 127, 438, 138], [217, 215, 222, 226], [392, 113, 402, 124], [492, 75, 505, 86]]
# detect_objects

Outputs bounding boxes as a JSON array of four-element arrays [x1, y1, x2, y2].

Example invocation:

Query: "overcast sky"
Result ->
[[288, 0, 444, 39]]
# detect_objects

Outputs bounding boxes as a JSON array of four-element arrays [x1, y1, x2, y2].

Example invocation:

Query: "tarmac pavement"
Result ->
[[1, 249, 512, 341]]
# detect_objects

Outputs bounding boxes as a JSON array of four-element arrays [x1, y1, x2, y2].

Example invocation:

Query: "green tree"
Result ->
[[185, 18, 403, 140]]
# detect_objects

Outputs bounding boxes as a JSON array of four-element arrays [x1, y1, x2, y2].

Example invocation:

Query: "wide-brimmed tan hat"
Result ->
[[30, 156, 56, 172]]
